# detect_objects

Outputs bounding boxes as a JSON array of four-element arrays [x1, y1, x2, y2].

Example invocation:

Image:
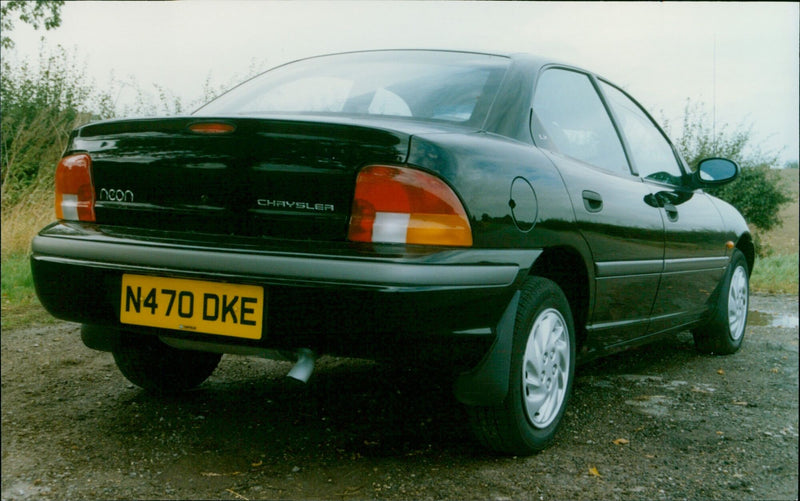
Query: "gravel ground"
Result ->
[[2, 293, 798, 500]]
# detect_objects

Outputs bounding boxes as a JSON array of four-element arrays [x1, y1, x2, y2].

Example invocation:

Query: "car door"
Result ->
[[530, 68, 665, 348], [597, 81, 730, 334]]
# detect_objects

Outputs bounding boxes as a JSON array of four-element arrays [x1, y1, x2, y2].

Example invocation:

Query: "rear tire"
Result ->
[[112, 334, 221, 394], [693, 249, 749, 355], [467, 276, 575, 455]]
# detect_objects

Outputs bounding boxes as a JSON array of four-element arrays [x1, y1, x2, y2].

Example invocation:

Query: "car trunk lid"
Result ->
[[72, 117, 410, 241]]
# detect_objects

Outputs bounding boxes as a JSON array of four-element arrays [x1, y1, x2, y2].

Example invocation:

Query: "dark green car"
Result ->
[[32, 50, 753, 454]]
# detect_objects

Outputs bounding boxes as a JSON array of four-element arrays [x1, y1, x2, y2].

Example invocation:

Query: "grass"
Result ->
[[751, 254, 799, 295], [0, 253, 56, 329], [749, 168, 799, 294], [760, 169, 799, 255], [1, 253, 35, 302]]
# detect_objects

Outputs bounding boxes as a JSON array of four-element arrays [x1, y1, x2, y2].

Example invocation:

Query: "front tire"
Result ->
[[693, 249, 749, 355], [467, 276, 576, 455], [112, 334, 222, 394]]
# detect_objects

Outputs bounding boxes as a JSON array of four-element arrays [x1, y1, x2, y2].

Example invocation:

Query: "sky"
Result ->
[[5, 1, 799, 164]]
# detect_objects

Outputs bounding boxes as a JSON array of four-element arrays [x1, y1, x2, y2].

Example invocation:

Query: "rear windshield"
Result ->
[[194, 51, 510, 125]]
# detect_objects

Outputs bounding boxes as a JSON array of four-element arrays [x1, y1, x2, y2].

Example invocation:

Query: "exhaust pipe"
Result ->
[[286, 348, 316, 383], [158, 337, 316, 383]]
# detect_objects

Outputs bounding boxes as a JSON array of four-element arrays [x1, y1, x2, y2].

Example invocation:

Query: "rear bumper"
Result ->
[[31, 223, 539, 356], [32, 225, 527, 290]]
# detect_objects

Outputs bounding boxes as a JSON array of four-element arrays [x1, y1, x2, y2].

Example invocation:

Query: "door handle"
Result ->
[[663, 201, 679, 222], [652, 191, 680, 222], [582, 190, 603, 213]]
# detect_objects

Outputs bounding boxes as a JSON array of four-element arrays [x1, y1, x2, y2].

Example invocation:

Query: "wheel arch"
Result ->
[[453, 245, 592, 407], [528, 246, 591, 350], [736, 233, 755, 276]]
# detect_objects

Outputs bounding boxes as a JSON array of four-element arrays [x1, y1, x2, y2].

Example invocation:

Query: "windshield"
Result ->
[[194, 51, 510, 125]]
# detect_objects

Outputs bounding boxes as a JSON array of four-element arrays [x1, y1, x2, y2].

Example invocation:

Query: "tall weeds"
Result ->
[[1, 184, 53, 260], [0, 43, 106, 257]]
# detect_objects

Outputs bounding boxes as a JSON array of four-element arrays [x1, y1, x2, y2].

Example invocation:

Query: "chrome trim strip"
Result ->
[[596, 256, 729, 277], [663, 256, 729, 273], [595, 259, 662, 277], [586, 317, 649, 332]]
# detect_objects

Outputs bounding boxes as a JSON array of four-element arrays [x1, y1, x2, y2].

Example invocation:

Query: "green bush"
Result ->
[[665, 100, 790, 232], [704, 165, 790, 232]]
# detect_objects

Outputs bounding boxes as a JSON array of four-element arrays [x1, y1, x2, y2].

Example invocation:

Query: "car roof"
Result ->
[[292, 48, 566, 69], [332, 49, 606, 82]]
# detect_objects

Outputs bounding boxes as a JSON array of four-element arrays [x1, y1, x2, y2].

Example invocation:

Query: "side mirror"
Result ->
[[695, 158, 739, 186]]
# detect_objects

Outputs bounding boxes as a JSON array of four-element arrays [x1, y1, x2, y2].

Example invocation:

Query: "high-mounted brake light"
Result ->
[[348, 165, 472, 247], [55, 153, 95, 222], [188, 122, 236, 134]]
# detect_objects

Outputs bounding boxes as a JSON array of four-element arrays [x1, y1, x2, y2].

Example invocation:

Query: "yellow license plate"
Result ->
[[120, 274, 264, 340]]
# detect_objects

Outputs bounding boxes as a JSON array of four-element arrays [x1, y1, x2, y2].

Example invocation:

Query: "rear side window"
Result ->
[[599, 81, 684, 185], [531, 69, 629, 174]]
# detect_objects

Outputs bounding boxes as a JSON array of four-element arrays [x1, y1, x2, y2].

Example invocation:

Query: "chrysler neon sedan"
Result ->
[[31, 50, 752, 455]]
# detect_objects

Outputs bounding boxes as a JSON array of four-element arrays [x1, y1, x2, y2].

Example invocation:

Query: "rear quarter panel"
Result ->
[[406, 131, 590, 256]]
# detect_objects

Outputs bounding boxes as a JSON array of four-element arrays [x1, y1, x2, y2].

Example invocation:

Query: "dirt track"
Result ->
[[2, 294, 798, 500]]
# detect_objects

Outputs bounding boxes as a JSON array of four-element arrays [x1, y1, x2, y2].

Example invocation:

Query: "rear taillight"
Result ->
[[55, 153, 95, 222], [347, 165, 472, 247]]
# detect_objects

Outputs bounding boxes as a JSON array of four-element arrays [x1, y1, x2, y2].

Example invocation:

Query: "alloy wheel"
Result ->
[[522, 308, 570, 428], [728, 265, 748, 341]]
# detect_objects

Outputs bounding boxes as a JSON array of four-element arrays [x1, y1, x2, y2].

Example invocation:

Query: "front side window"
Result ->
[[599, 81, 684, 185], [194, 51, 509, 125], [531, 69, 629, 174]]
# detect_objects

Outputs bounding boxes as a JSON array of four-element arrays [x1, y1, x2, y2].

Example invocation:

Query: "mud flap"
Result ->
[[81, 324, 122, 352], [453, 291, 519, 406]]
